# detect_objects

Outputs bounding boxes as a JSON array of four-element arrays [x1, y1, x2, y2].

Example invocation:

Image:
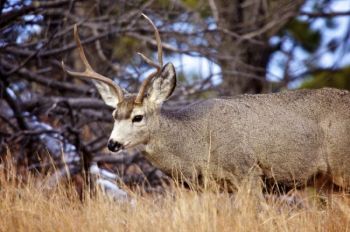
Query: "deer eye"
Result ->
[[132, 115, 143, 123]]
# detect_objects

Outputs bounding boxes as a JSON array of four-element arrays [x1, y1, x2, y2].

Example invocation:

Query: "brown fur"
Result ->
[[113, 95, 138, 120]]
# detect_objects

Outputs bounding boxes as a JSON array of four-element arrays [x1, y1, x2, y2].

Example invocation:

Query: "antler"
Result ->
[[135, 13, 164, 104], [62, 25, 124, 103]]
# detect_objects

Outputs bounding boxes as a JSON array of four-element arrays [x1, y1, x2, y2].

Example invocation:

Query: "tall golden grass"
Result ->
[[1, 166, 350, 232]]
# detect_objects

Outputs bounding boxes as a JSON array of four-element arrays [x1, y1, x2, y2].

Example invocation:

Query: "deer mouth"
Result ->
[[122, 141, 132, 150]]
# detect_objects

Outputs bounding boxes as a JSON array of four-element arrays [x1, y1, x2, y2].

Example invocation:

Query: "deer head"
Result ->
[[62, 14, 176, 152]]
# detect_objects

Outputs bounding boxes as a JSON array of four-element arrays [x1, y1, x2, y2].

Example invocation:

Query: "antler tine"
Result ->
[[135, 13, 164, 104], [62, 25, 124, 103], [137, 52, 160, 70], [140, 13, 163, 68]]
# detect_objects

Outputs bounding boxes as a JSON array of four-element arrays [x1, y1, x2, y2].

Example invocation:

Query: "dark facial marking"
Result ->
[[113, 95, 139, 120]]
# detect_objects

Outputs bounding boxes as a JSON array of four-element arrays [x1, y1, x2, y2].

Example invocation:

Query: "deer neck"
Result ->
[[145, 107, 188, 154], [144, 106, 209, 174]]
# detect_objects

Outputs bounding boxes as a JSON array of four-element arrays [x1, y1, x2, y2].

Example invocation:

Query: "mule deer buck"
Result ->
[[63, 14, 350, 191]]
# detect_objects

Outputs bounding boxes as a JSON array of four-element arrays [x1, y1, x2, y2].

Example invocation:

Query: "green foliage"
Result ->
[[112, 36, 142, 61], [181, 0, 211, 18], [155, 0, 171, 8], [286, 19, 321, 53], [182, 0, 199, 8], [300, 66, 350, 90]]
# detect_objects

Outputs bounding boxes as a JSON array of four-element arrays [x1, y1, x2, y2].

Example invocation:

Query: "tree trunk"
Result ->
[[213, 0, 304, 95]]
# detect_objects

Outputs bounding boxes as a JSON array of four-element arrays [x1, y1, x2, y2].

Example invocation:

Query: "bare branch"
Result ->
[[300, 10, 350, 18]]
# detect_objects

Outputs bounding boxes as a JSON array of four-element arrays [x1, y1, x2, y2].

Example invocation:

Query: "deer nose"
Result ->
[[107, 140, 122, 152]]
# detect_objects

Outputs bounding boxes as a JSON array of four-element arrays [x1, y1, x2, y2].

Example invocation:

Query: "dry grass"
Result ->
[[1, 170, 350, 232]]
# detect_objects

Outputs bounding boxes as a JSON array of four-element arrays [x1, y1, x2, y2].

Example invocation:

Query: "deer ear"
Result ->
[[148, 63, 176, 104], [92, 80, 119, 108]]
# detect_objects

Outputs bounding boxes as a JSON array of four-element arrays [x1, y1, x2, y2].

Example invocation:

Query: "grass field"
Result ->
[[1, 169, 350, 232]]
